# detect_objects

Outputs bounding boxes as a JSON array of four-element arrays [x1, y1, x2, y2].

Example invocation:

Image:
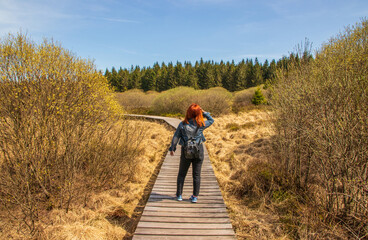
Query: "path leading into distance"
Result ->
[[127, 114, 236, 240]]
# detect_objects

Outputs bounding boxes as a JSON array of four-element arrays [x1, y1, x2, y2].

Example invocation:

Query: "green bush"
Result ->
[[251, 88, 267, 105]]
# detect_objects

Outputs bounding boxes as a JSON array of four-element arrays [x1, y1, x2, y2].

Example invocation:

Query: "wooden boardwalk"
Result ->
[[129, 115, 236, 240]]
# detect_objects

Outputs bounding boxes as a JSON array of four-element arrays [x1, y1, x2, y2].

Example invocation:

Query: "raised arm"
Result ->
[[203, 112, 214, 129]]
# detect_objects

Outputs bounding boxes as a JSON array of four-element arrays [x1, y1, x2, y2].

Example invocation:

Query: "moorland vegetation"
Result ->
[[114, 19, 368, 239], [0, 18, 367, 240]]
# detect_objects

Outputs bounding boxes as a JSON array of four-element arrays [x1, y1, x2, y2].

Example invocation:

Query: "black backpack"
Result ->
[[183, 125, 200, 159]]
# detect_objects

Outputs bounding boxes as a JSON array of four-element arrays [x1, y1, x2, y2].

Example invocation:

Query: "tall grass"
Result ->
[[271, 19, 368, 238], [0, 33, 145, 237]]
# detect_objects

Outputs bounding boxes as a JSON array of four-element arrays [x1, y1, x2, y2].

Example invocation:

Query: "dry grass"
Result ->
[[0, 120, 171, 239], [205, 110, 286, 239], [206, 110, 350, 239]]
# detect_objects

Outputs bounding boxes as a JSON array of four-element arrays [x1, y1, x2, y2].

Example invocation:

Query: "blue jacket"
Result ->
[[169, 112, 214, 152]]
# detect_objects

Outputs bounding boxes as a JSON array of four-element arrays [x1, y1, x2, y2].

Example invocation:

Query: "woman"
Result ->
[[169, 103, 214, 203]]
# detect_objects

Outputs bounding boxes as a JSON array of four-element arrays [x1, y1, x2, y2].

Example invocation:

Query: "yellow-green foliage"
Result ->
[[115, 89, 158, 113], [195, 87, 232, 116], [151, 86, 196, 115], [116, 86, 268, 116], [140, 86, 232, 116], [272, 19, 368, 238], [0, 33, 143, 237]]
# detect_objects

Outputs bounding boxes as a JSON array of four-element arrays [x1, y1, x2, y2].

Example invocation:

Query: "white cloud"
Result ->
[[0, 0, 138, 36], [0, 0, 76, 35]]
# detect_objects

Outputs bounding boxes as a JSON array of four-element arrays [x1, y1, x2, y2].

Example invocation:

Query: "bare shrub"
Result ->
[[115, 89, 158, 113], [151, 87, 196, 115], [0, 33, 145, 237], [194, 87, 232, 116], [151, 86, 232, 116], [271, 20, 368, 238]]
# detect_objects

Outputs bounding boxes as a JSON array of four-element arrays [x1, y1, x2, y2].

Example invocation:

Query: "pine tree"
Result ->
[[155, 63, 166, 91], [252, 88, 266, 105], [128, 66, 141, 89], [117, 67, 129, 91], [174, 61, 186, 86], [253, 58, 263, 86], [141, 67, 156, 91], [165, 62, 176, 89]]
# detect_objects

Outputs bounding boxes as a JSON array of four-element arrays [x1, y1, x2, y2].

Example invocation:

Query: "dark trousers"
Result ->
[[176, 144, 204, 197]]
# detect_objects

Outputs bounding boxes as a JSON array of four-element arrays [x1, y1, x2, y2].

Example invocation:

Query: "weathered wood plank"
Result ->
[[143, 206, 228, 213], [141, 211, 230, 218], [134, 228, 235, 236], [133, 235, 236, 240], [150, 191, 222, 196], [136, 222, 233, 229], [146, 199, 225, 204], [149, 193, 223, 198], [146, 202, 226, 208], [139, 216, 231, 223]]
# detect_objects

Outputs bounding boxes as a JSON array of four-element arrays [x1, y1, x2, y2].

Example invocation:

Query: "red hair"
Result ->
[[183, 103, 205, 127]]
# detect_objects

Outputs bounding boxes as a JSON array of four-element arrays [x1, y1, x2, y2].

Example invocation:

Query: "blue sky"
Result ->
[[0, 0, 367, 71]]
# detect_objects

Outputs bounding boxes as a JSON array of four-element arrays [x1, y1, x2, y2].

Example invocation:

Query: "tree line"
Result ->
[[104, 55, 304, 92]]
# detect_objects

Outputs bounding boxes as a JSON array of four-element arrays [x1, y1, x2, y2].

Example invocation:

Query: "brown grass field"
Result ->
[[205, 109, 288, 239]]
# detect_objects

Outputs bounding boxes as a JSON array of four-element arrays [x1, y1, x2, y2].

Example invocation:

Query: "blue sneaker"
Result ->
[[189, 195, 198, 203], [176, 195, 182, 201]]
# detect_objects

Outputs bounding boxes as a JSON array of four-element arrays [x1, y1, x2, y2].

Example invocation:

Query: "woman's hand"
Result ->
[[170, 151, 174, 156]]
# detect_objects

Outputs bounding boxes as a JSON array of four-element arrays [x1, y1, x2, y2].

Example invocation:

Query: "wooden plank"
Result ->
[[141, 211, 230, 218], [152, 183, 220, 187], [139, 216, 231, 223], [150, 191, 222, 196], [134, 235, 235, 240], [146, 199, 225, 204], [155, 180, 217, 183], [152, 187, 222, 191], [156, 177, 218, 181], [133, 235, 235, 240], [134, 228, 235, 236], [143, 207, 228, 213], [136, 222, 233, 229], [148, 195, 223, 201], [146, 202, 226, 208]]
